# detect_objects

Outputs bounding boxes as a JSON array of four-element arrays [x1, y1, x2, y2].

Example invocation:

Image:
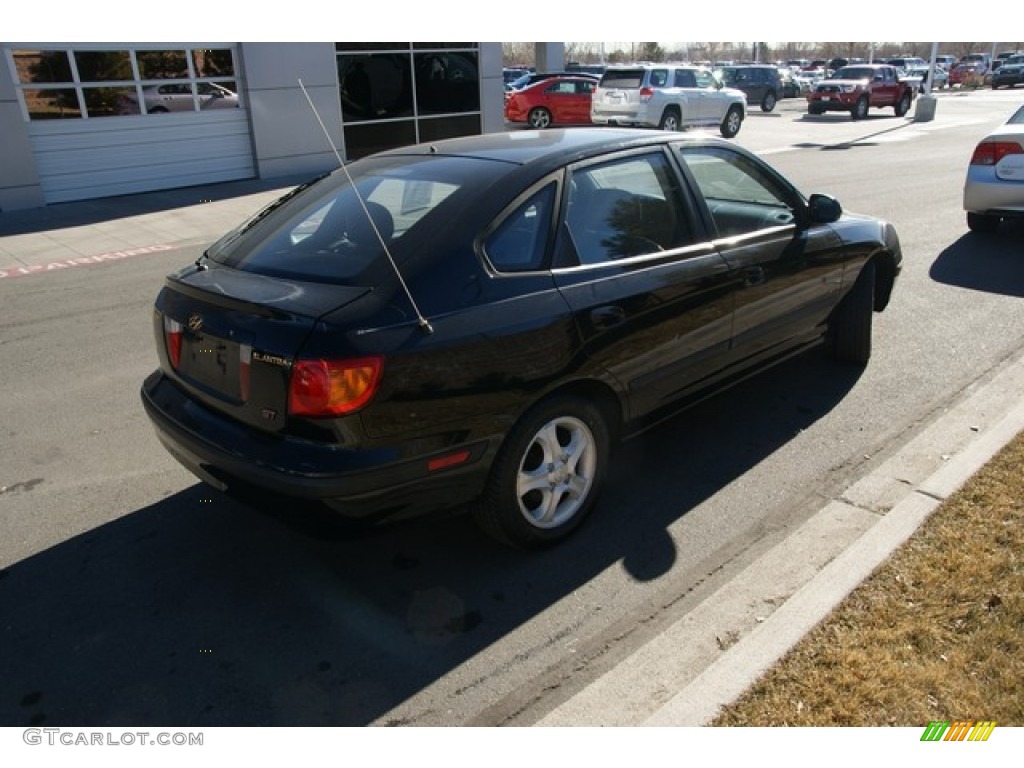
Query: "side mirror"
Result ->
[[808, 193, 842, 223]]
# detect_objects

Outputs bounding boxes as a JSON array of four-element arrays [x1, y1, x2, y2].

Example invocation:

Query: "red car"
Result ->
[[504, 75, 597, 128]]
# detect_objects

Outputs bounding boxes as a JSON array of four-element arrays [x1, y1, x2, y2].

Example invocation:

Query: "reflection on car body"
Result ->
[[141, 129, 902, 549]]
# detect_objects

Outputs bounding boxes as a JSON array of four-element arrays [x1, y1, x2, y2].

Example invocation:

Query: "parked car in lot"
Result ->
[[141, 128, 902, 548], [715, 64, 783, 112], [807, 64, 915, 119], [904, 64, 949, 91], [991, 56, 1024, 89], [591, 64, 746, 137], [963, 104, 1024, 232], [504, 75, 597, 128]]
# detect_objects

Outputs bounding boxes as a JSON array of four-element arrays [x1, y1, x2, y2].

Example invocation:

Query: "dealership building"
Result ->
[[0, 42, 566, 210]]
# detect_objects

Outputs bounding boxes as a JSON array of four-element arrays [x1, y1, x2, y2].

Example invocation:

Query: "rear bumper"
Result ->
[[964, 167, 1024, 216], [141, 371, 497, 521]]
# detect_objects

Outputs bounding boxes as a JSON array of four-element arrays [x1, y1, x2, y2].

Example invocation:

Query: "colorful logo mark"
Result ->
[[921, 721, 996, 742]]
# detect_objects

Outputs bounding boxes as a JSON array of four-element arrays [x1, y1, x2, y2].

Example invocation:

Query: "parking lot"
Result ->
[[1, 87, 1023, 728]]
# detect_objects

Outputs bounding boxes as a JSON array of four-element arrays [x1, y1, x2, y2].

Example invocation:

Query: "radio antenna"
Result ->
[[297, 78, 433, 334]]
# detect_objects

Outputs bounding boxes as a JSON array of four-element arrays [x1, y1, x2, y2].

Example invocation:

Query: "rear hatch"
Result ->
[[594, 68, 645, 118], [155, 263, 370, 434]]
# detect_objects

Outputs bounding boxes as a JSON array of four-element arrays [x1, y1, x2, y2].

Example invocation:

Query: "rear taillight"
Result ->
[[639, 86, 654, 102], [288, 356, 383, 417], [970, 140, 1024, 166], [163, 316, 183, 368]]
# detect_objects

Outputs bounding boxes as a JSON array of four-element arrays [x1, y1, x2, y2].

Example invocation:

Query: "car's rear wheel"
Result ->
[[720, 105, 743, 138], [808, 103, 825, 115], [967, 211, 1001, 233], [528, 107, 552, 129], [761, 91, 777, 112], [658, 107, 681, 131], [851, 96, 869, 120], [894, 92, 912, 117], [475, 394, 610, 548], [831, 260, 875, 365]]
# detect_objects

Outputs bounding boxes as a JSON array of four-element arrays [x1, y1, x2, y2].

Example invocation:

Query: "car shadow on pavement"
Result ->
[[0, 349, 862, 727], [930, 223, 1024, 297], [0, 175, 313, 238]]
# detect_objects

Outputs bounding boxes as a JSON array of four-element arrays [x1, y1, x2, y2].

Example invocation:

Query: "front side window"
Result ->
[[562, 152, 695, 265], [678, 146, 799, 238]]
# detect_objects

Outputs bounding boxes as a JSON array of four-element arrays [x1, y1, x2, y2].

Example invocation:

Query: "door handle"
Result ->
[[590, 305, 626, 330]]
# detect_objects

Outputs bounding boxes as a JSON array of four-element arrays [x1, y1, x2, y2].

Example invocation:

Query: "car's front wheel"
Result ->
[[831, 260, 875, 365], [894, 92, 912, 117], [528, 107, 552, 129], [720, 105, 743, 138], [761, 91, 777, 112], [475, 395, 610, 548], [851, 96, 869, 120]]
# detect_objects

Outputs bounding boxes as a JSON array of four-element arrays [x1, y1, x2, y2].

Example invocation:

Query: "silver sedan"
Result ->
[[963, 104, 1024, 232]]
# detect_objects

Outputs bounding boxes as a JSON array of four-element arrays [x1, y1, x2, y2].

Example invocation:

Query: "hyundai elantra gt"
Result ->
[[141, 128, 902, 548]]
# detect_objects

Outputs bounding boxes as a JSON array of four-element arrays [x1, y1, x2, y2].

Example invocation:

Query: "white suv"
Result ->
[[591, 65, 747, 138]]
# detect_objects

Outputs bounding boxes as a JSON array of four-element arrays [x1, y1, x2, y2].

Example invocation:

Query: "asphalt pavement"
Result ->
[[2, 170, 1023, 726]]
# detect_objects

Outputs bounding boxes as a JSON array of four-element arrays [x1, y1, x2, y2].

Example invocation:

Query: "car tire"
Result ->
[[528, 107, 552, 129], [761, 91, 777, 112], [720, 105, 743, 138], [851, 96, 869, 120], [808, 103, 824, 115], [967, 211, 1000, 233], [894, 92, 912, 117], [474, 394, 610, 548], [658, 107, 681, 131], [831, 260, 875, 365]]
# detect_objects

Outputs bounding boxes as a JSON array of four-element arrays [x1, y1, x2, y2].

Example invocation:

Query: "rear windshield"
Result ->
[[207, 154, 499, 284], [599, 69, 644, 89]]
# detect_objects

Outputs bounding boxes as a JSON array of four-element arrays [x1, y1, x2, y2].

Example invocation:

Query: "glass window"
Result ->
[[674, 69, 696, 88], [13, 50, 72, 83], [416, 114, 480, 143], [413, 52, 479, 114], [74, 50, 132, 82], [678, 146, 798, 237], [344, 120, 417, 159], [21, 88, 81, 119], [83, 86, 139, 117], [13, 46, 240, 120], [192, 49, 234, 78], [339, 54, 413, 122], [485, 184, 556, 272], [695, 70, 716, 88], [564, 153, 694, 265], [209, 154, 474, 283], [137, 50, 188, 79]]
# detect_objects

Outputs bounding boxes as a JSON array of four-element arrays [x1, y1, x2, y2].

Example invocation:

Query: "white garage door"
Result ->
[[28, 110, 255, 203], [10, 45, 255, 203]]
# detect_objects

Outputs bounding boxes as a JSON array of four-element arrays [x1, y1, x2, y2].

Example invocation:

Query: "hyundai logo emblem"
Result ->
[[187, 314, 203, 333]]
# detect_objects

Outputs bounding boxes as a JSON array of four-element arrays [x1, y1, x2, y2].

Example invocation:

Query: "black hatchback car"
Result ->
[[141, 129, 902, 548]]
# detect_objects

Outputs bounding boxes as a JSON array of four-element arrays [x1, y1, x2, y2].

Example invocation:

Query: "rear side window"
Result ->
[[484, 184, 556, 273]]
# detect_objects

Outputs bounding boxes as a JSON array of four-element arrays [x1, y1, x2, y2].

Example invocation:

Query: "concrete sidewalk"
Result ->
[[2, 176, 1023, 727], [0, 174, 310, 276]]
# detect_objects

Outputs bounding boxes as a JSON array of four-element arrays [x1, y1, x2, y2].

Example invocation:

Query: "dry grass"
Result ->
[[713, 432, 1024, 727]]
